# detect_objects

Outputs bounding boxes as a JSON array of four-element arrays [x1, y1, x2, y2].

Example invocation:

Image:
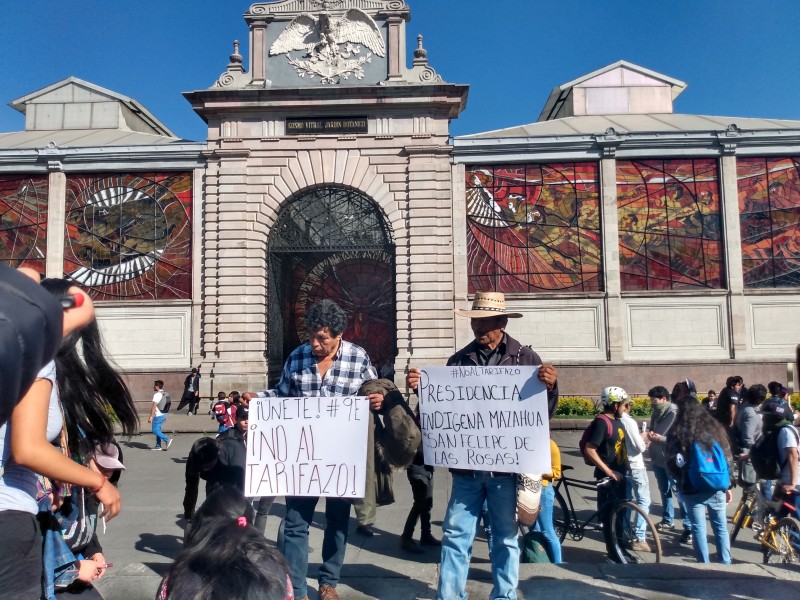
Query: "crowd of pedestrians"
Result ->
[[2, 265, 799, 600]]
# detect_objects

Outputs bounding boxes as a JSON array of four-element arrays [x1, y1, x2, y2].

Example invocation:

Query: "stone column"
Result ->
[[720, 153, 746, 359], [385, 16, 404, 81], [247, 15, 273, 86], [600, 155, 623, 361], [400, 144, 456, 371], [46, 162, 66, 278]]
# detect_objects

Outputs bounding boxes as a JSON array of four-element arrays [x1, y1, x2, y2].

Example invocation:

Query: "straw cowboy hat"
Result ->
[[455, 291, 522, 319]]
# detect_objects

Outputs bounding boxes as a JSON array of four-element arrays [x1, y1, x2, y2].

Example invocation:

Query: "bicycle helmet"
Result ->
[[601, 386, 629, 408]]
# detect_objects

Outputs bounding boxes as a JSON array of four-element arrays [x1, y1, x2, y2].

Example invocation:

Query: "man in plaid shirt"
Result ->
[[256, 299, 383, 600]]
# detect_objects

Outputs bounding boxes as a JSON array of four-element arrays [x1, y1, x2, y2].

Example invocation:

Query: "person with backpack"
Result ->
[[211, 392, 234, 435], [645, 385, 693, 543], [580, 386, 629, 562], [666, 382, 735, 564], [733, 384, 767, 488], [753, 397, 799, 518], [147, 380, 173, 451]]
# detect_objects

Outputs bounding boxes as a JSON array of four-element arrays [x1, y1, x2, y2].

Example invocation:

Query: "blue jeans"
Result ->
[[533, 483, 562, 563], [151, 415, 169, 447], [626, 468, 651, 541], [279, 496, 351, 598], [684, 490, 731, 564], [652, 465, 692, 530], [437, 472, 519, 600]]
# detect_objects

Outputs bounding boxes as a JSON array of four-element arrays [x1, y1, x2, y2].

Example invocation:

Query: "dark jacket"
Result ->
[[446, 333, 559, 419], [648, 402, 677, 468], [446, 333, 559, 476], [183, 430, 246, 519]]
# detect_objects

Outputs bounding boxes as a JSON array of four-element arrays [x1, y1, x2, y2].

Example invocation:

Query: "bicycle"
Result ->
[[730, 482, 772, 544], [552, 465, 662, 563], [730, 483, 800, 564]]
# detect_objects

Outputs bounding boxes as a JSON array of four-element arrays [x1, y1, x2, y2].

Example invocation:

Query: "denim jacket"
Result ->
[[38, 496, 80, 600]]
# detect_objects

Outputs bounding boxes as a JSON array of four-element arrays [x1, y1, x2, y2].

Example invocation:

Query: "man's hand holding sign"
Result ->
[[417, 366, 551, 473]]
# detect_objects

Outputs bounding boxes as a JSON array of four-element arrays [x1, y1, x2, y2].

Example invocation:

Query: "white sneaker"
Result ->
[[165, 438, 173, 451], [151, 447, 162, 451]]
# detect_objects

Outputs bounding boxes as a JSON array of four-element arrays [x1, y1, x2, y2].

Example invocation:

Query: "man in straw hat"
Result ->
[[407, 291, 558, 600]]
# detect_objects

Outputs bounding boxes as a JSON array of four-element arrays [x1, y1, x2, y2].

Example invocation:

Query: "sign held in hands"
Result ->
[[245, 396, 370, 498], [417, 366, 551, 473]]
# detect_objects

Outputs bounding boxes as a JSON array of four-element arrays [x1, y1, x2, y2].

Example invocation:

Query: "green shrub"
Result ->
[[554, 395, 652, 418], [629, 396, 652, 417], [555, 396, 596, 417]]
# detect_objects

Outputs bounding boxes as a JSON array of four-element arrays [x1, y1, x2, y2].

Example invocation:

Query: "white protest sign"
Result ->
[[417, 365, 551, 473], [245, 396, 370, 498]]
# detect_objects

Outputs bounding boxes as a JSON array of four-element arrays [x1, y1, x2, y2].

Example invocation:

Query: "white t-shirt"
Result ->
[[152, 391, 165, 417], [0, 360, 63, 514], [620, 412, 647, 471], [777, 424, 799, 486]]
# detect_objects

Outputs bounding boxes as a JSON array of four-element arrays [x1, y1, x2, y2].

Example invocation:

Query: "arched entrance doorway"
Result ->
[[267, 186, 396, 381]]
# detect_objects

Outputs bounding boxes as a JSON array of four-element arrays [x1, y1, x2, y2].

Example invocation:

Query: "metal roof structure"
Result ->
[[459, 113, 800, 140]]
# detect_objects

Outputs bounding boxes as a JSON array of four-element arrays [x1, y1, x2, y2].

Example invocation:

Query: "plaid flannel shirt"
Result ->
[[259, 340, 377, 398]]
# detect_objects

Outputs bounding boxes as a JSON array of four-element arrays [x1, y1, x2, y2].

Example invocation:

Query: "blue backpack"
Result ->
[[687, 440, 729, 492]]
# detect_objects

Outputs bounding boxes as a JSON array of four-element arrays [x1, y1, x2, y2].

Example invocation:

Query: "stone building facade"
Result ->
[[2, 2, 800, 404], [452, 61, 800, 395]]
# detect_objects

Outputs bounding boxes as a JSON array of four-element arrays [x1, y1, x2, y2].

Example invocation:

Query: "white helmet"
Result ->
[[601, 386, 629, 407]]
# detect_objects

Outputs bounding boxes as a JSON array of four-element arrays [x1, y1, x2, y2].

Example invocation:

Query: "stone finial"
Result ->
[[230, 40, 243, 66], [413, 34, 428, 62]]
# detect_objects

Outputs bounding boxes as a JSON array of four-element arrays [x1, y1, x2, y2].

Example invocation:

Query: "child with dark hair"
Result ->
[[159, 487, 292, 600]]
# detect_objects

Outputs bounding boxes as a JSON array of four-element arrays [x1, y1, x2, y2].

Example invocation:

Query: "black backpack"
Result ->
[[750, 424, 799, 480], [157, 390, 172, 413]]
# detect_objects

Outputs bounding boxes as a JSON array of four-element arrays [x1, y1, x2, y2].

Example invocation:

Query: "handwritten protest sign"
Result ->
[[417, 366, 550, 473], [245, 396, 369, 498]]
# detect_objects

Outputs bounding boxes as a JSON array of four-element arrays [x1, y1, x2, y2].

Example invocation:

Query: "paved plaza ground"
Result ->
[[92, 418, 799, 599]]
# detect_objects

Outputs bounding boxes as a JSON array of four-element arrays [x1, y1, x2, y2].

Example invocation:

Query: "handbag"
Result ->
[[737, 458, 757, 487], [515, 473, 543, 526]]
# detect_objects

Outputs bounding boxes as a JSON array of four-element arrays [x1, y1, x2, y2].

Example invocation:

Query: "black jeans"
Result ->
[[598, 478, 627, 558], [176, 391, 198, 413], [402, 464, 434, 538], [0, 510, 42, 598]]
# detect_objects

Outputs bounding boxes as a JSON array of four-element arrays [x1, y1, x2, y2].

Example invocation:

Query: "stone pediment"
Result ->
[[212, 0, 445, 89], [248, 0, 409, 16]]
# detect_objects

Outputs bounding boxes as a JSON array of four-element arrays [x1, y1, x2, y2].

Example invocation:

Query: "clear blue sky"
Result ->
[[1, 0, 798, 141]]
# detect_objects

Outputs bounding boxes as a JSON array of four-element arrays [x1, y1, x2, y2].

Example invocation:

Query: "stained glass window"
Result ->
[[738, 157, 800, 288], [0, 175, 48, 273], [63, 173, 192, 301], [465, 162, 602, 293], [617, 159, 723, 291]]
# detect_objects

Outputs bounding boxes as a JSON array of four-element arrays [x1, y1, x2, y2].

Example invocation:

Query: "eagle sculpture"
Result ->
[[270, 8, 386, 59]]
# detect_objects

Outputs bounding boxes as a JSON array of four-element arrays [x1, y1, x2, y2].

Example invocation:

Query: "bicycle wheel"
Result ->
[[553, 490, 570, 543], [763, 517, 800, 565], [730, 494, 753, 545], [610, 501, 662, 564]]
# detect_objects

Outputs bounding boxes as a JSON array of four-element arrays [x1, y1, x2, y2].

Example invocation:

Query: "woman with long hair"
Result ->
[[40, 278, 138, 461], [159, 486, 292, 600], [0, 281, 126, 598], [666, 382, 735, 564]]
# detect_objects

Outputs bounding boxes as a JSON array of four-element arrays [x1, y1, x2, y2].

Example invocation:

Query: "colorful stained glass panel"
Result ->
[[63, 173, 192, 300], [617, 159, 723, 291], [465, 162, 602, 293], [0, 175, 48, 272], [738, 157, 800, 288]]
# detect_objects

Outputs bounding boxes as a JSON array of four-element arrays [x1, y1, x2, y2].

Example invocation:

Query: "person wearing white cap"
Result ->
[[407, 291, 558, 600]]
